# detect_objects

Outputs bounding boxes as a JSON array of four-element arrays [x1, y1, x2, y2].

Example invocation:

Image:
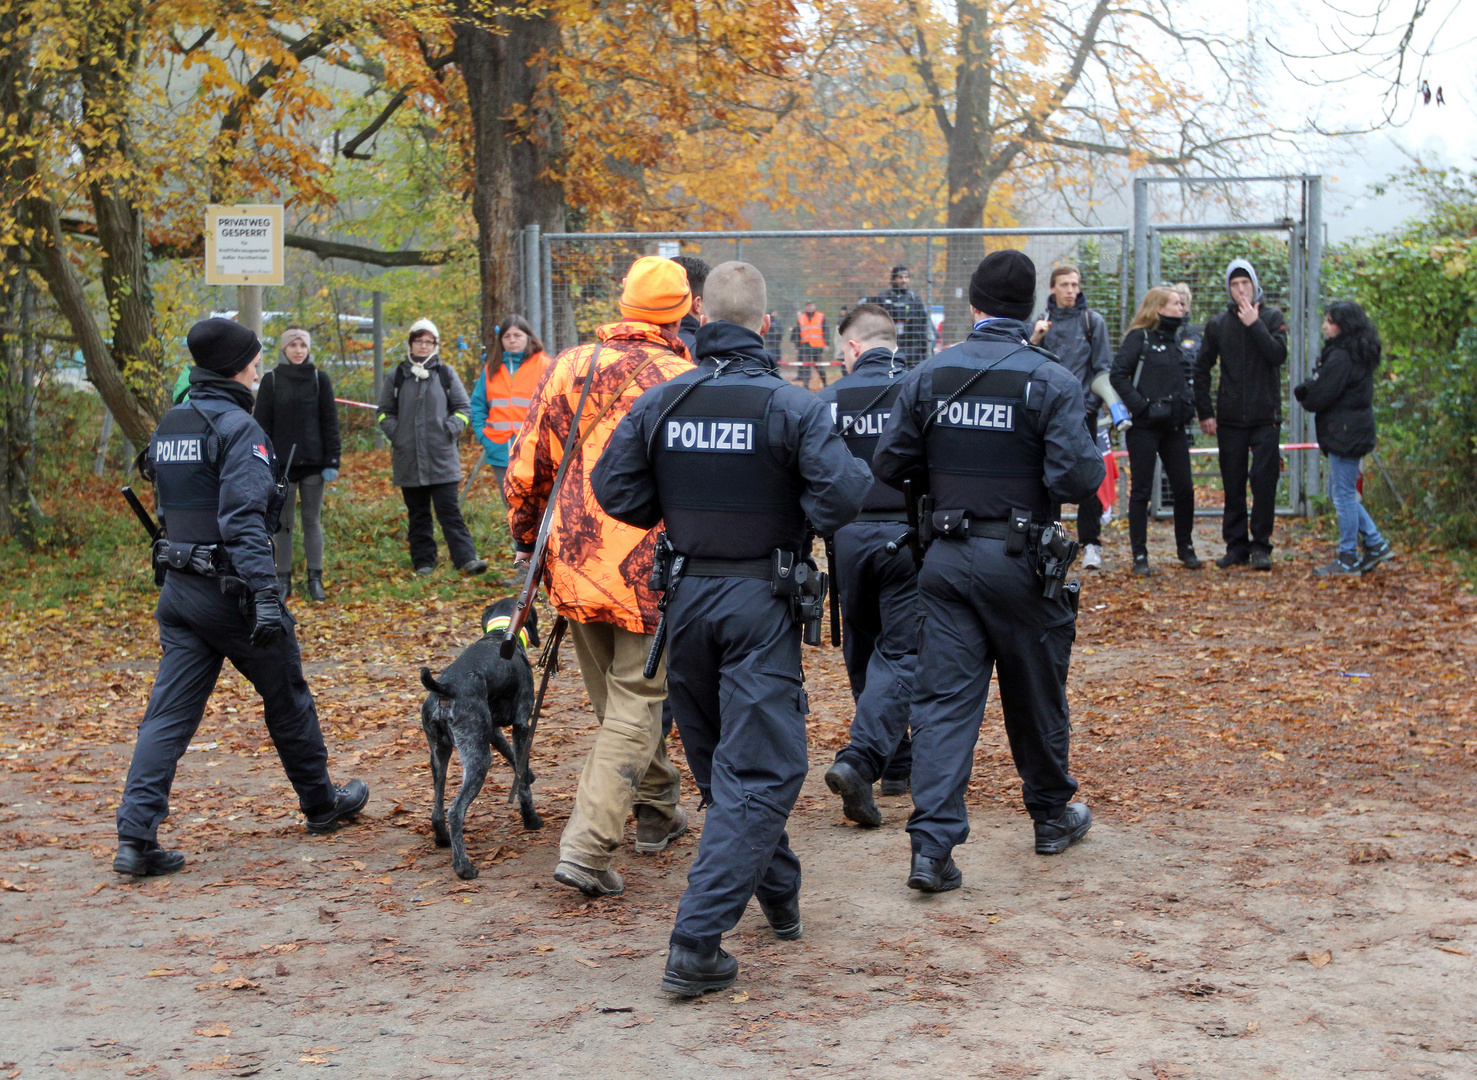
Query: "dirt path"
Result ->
[[2, 517, 1475, 1078]]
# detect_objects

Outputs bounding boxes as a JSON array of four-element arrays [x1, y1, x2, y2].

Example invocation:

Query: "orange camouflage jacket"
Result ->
[[505, 320, 694, 634]]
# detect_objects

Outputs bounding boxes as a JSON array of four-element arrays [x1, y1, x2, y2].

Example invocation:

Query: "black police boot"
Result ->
[[113, 839, 186, 877], [758, 892, 803, 940], [304, 779, 370, 834], [1034, 802, 1092, 855], [880, 777, 911, 797], [824, 760, 881, 828], [906, 852, 962, 893], [306, 570, 327, 602], [661, 944, 738, 997], [277, 573, 293, 598]]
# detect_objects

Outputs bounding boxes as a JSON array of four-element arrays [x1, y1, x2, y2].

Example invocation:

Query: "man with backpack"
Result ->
[[1030, 265, 1111, 569]]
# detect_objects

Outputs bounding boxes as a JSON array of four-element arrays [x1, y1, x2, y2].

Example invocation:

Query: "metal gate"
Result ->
[[1133, 176, 1324, 517]]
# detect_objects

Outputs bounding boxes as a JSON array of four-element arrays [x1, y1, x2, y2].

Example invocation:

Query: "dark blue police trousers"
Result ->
[[832, 521, 918, 783], [116, 572, 335, 843], [664, 577, 807, 953], [906, 537, 1079, 859]]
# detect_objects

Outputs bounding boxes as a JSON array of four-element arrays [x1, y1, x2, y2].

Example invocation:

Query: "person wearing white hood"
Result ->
[[1193, 260, 1289, 571], [376, 319, 487, 576]]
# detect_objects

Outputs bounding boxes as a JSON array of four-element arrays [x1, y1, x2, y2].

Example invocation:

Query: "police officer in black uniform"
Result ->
[[114, 318, 368, 877], [872, 251, 1105, 892], [592, 262, 871, 997], [867, 265, 931, 367], [816, 303, 918, 827]]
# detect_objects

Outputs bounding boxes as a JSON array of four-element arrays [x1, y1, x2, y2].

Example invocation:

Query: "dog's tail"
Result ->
[[420, 667, 454, 699]]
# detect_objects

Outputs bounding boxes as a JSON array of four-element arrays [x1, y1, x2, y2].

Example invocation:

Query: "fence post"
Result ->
[[1132, 178, 1149, 309], [94, 409, 114, 476], [372, 290, 385, 450], [524, 224, 542, 336], [541, 234, 554, 353], [1304, 175, 1324, 509], [238, 285, 263, 335], [1288, 220, 1305, 515]]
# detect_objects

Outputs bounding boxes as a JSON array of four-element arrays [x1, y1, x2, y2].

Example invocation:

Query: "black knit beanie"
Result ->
[[969, 250, 1037, 322], [187, 317, 261, 377]]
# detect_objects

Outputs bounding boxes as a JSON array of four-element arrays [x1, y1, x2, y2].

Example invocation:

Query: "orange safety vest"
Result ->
[[798, 311, 826, 349], [481, 351, 550, 444]]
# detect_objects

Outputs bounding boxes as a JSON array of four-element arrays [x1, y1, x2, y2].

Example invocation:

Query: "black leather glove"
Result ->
[[249, 588, 286, 648]]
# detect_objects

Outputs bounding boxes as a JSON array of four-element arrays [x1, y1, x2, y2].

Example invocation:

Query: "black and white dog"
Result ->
[[419, 597, 543, 880]]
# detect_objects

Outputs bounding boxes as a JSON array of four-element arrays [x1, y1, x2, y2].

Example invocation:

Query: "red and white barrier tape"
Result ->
[[1107, 443, 1317, 458]]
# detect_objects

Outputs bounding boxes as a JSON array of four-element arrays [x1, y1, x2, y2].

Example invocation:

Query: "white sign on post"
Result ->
[[204, 204, 284, 286]]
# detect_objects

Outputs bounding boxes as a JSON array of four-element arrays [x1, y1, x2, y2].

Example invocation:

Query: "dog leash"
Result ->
[[510, 614, 568, 806]]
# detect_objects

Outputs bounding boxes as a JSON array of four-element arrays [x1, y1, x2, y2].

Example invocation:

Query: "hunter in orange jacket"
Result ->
[[506, 305, 694, 635]]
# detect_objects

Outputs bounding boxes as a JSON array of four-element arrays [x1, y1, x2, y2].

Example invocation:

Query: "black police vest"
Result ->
[[150, 404, 224, 544], [832, 380, 906, 515], [651, 378, 806, 559], [924, 346, 1053, 522]]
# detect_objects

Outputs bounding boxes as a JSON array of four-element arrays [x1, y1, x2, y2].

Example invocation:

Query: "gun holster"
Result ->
[[649, 531, 675, 591], [772, 550, 828, 646]]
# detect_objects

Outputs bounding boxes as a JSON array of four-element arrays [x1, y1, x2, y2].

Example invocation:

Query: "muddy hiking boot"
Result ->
[[634, 805, 689, 854], [113, 839, 186, 877], [306, 570, 327, 602], [554, 861, 625, 897]]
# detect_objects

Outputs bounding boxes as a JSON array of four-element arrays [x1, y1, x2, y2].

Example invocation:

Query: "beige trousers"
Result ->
[[558, 620, 681, 870]]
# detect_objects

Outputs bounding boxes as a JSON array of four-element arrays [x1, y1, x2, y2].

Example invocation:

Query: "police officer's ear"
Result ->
[[760, 312, 771, 336]]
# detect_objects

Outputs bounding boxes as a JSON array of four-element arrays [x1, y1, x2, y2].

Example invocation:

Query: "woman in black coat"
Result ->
[[253, 327, 341, 601], [1109, 286, 1201, 575], [1294, 301, 1393, 576]]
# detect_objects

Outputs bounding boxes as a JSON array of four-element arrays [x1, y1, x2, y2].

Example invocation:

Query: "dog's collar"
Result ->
[[483, 614, 530, 651]]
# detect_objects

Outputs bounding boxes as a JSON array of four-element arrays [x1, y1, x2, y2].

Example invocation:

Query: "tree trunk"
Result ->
[[941, 0, 993, 335], [452, 2, 567, 352], [0, 264, 43, 549], [24, 194, 160, 448]]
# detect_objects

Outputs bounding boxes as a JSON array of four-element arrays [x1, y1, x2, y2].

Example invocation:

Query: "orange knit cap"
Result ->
[[619, 256, 693, 324]]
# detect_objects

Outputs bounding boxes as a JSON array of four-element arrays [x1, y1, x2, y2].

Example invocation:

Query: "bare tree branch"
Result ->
[[284, 233, 454, 267]]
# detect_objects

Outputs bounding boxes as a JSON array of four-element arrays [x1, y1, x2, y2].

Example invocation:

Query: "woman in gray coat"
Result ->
[[376, 319, 487, 575]]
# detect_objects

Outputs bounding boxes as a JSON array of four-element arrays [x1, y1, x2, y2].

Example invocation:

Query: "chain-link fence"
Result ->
[[540, 228, 1129, 388], [526, 182, 1323, 521]]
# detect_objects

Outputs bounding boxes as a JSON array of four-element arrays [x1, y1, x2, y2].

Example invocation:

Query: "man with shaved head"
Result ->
[[593, 261, 872, 998], [815, 304, 917, 825]]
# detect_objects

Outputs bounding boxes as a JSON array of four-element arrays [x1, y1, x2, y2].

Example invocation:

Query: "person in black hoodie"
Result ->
[[1110, 287, 1201, 575], [253, 327, 341, 602], [1294, 301, 1394, 576], [671, 255, 709, 357], [1194, 259, 1289, 570]]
